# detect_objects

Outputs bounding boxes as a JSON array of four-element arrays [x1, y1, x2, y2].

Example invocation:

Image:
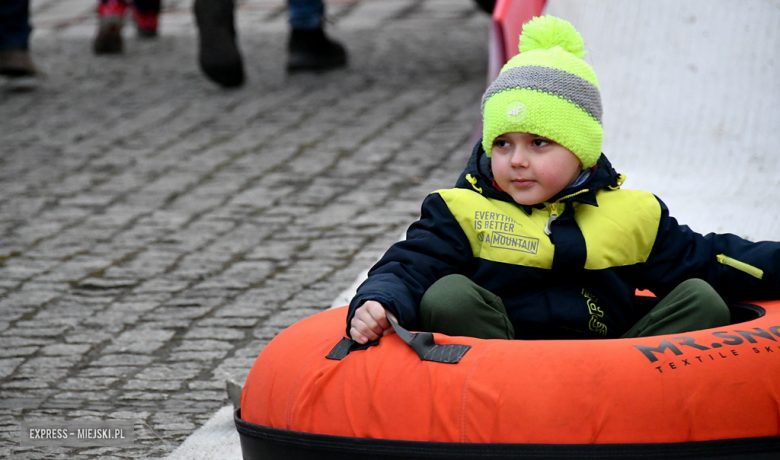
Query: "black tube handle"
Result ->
[[327, 316, 470, 364]]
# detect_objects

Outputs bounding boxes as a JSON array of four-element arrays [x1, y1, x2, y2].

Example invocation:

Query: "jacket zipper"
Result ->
[[716, 254, 764, 279], [543, 189, 589, 236], [544, 203, 562, 235]]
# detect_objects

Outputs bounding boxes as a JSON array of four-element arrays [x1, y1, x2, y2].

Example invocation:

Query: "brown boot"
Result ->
[[0, 49, 39, 91], [0, 49, 37, 77]]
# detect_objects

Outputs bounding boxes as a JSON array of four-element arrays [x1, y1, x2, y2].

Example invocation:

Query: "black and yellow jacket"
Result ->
[[347, 142, 780, 339]]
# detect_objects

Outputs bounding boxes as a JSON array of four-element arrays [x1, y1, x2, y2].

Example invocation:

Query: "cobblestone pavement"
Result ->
[[0, 0, 490, 458]]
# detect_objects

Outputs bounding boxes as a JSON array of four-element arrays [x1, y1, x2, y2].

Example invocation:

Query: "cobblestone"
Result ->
[[0, 0, 488, 457]]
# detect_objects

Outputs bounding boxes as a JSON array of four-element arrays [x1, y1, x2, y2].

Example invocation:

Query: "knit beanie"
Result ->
[[481, 16, 603, 169]]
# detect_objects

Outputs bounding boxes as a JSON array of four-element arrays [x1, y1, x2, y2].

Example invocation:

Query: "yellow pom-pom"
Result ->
[[518, 15, 585, 58]]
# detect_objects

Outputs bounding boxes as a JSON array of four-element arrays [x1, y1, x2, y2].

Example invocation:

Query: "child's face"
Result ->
[[491, 132, 582, 205]]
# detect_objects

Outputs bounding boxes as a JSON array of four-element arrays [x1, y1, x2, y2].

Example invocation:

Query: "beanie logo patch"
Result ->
[[506, 101, 528, 124]]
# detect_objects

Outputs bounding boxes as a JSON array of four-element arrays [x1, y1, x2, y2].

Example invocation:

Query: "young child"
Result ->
[[347, 16, 779, 344]]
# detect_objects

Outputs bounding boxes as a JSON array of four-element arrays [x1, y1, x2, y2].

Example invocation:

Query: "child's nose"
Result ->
[[510, 149, 529, 167]]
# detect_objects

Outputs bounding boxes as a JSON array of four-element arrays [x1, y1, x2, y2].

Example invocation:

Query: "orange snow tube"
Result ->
[[236, 301, 780, 460]]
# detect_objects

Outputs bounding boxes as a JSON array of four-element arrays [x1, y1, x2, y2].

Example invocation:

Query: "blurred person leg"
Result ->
[[0, 0, 38, 90], [132, 0, 160, 38], [0, 0, 37, 79], [94, 0, 128, 54], [287, 0, 347, 72], [193, 0, 244, 88]]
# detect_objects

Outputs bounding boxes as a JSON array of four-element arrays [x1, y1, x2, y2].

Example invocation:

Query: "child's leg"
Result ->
[[133, 0, 160, 15], [622, 278, 730, 338], [132, 0, 160, 37], [420, 274, 515, 339], [94, 0, 128, 54]]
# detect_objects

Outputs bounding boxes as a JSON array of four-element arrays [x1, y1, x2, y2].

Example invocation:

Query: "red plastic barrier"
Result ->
[[489, 0, 548, 83]]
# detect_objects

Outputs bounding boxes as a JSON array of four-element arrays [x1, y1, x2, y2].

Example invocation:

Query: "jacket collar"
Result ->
[[455, 140, 624, 214]]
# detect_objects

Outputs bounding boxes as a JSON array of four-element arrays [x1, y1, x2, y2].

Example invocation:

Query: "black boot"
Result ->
[[287, 27, 347, 72], [194, 0, 244, 88]]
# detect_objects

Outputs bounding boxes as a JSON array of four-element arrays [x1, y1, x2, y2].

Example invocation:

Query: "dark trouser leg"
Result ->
[[0, 0, 37, 80], [288, 0, 324, 30], [133, 0, 160, 15], [98, 0, 161, 12], [420, 274, 515, 340], [0, 0, 32, 50], [131, 0, 159, 37], [622, 278, 731, 338]]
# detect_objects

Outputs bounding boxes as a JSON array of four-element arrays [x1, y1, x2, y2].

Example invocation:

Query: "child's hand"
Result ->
[[349, 301, 397, 344]]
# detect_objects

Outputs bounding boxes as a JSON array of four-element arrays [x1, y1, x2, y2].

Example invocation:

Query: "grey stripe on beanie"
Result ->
[[482, 66, 602, 123]]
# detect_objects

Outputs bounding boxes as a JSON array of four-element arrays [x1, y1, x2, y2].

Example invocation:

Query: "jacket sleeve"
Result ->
[[639, 197, 780, 301], [346, 192, 473, 335]]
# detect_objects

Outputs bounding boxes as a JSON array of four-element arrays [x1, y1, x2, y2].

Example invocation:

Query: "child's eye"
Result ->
[[532, 138, 550, 147], [494, 139, 510, 148]]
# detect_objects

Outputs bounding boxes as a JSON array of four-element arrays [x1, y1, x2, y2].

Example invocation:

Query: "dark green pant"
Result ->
[[419, 275, 731, 340]]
